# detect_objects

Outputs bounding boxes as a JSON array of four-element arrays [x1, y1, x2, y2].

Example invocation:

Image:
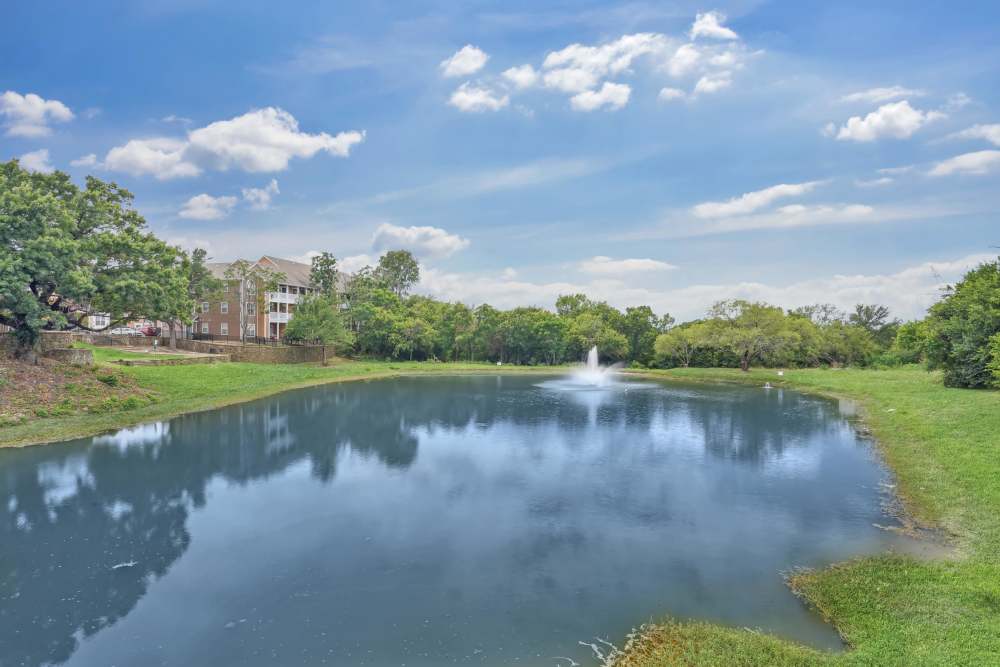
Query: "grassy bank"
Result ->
[[613, 367, 1000, 666], [0, 356, 561, 448]]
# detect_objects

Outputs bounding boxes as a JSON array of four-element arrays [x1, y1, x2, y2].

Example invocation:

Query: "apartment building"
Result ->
[[195, 256, 318, 340]]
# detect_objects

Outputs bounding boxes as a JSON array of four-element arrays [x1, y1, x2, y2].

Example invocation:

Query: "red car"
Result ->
[[140, 325, 161, 337]]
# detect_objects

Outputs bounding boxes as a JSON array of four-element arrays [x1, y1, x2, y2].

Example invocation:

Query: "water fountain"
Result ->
[[571, 346, 619, 387]]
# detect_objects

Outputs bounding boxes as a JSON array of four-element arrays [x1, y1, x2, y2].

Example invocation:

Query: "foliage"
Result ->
[[224, 259, 284, 342], [309, 251, 339, 298], [375, 250, 420, 297], [654, 322, 710, 367], [706, 300, 800, 371], [0, 160, 189, 349], [924, 257, 1000, 388], [283, 294, 354, 350]]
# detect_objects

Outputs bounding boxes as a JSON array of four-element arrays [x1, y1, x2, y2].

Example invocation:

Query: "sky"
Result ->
[[2, 0, 999, 321]]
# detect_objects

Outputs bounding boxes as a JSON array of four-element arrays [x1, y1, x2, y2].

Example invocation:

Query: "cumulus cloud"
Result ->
[[945, 92, 972, 111], [658, 87, 687, 102], [947, 123, 1000, 147], [839, 86, 924, 104], [102, 107, 364, 179], [693, 71, 732, 95], [928, 150, 1000, 176], [241, 178, 280, 210], [440, 45, 489, 77], [0, 91, 74, 137], [570, 82, 631, 112], [579, 256, 677, 274], [19, 148, 54, 173], [502, 64, 539, 89], [179, 193, 238, 220], [692, 181, 822, 218], [339, 254, 376, 273], [665, 43, 701, 77], [70, 153, 99, 168], [834, 100, 945, 142], [418, 254, 990, 322], [448, 83, 510, 112], [690, 11, 738, 40], [371, 223, 470, 259]]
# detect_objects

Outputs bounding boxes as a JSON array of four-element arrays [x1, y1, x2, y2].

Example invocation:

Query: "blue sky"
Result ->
[[3, 0, 999, 320]]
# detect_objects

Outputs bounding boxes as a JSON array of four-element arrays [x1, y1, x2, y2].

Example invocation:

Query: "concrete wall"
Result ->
[[165, 338, 326, 363], [44, 347, 94, 365]]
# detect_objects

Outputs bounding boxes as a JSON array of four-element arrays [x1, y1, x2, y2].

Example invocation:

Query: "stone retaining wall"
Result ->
[[164, 338, 326, 363], [43, 347, 94, 365]]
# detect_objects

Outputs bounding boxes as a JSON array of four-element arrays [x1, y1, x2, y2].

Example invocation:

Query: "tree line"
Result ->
[[3, 161, 998, 388]]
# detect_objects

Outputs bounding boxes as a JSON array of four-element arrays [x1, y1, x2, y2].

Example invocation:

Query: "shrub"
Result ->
[[96, 373, 120, 387]]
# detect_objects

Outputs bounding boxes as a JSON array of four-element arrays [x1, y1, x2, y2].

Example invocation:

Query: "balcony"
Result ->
[[268, 312, 291, 323], [267, 291, 302, 304]]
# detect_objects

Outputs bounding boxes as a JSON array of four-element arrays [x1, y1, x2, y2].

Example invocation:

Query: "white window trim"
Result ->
[[220, 302, 229, 314]]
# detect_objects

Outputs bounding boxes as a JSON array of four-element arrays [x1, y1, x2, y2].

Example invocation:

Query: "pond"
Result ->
[[0, 375, 914, 666]]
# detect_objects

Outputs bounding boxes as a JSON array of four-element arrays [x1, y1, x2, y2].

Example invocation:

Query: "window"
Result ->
[[201, 301, 209, 313], [279, 284, 288, 293], [201, 323, 209, 334], [223, 282, 229, 292], [270, 301, 278, 313], [247, 324, 256, 337], [220, 302, 229, 314], [246, 302, 256, 315], [245, 279, 256, 294], [220, 322, 228, 335]]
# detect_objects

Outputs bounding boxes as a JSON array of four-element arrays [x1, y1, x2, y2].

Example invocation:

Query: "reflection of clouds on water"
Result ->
[[0, 375, 901, 667]]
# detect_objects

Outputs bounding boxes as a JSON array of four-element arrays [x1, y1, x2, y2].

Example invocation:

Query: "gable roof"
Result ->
[[258, 255, 313, 287]]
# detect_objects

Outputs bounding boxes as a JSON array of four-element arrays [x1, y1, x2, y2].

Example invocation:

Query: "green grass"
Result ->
[[72, 342, 187, 362], [612, 366, 1000, 666], [0, 358, 562, 448]]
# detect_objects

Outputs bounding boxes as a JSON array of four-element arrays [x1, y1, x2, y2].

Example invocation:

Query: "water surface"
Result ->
[[1, 375, 910, 666]]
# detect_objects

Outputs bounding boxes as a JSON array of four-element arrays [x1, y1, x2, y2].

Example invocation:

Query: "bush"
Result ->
[[96, 373, 120, 387]]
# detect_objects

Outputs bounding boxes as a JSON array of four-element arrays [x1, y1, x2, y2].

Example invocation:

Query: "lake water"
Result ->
[[0, 375, 912, 666]]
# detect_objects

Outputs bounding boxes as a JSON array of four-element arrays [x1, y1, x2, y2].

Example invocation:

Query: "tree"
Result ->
[[224, 260, 284, 343], [284, 294, 354, 364], [891, 320, 929, 364], [376, 250, 419, 297], [309, 252, 339, 299], [925, 258, 1000, 388], [623, 306, 673, 366], [654, 322, 710, 367], [0, 161, 188, 355], [708, 300, 799, 371], [162, 248, 222, 349]]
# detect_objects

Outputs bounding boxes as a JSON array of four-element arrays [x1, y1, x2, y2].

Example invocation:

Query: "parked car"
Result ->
[[110, 326, 141, 336], [140, 325, 161, 337]]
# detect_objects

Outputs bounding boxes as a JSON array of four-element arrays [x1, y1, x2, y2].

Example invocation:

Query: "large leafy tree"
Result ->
[[376, 250, 420, 297], [708, 300, 800, 371], [284, 294, 354, 364], [925, 258, 1000, 388], [160, 248, 222, 348], [0, 160, 188, 353], [309, 252, 340, 299]]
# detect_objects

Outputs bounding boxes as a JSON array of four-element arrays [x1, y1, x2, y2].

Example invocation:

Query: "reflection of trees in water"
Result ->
[[0, 377, 846, 666]]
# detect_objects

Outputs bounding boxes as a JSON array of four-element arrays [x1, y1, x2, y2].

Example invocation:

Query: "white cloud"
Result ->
[[692, 203, 875, 235], [928, 150, 1000, 176], [0, 91, 74, 137], [162, 114, 193, 124], [665, 43, 701, 77], [948, 123, 1000, 147], [690, 11, 738, 40], [19, 148, 54, 173], [440, 45, 489, 78], [371, 223, 470, 259], [340, 254, 375, 273], [104, 137, 199, 180], [579, 256, 677, 274], [839, 86, 924, 104], [693, 71, 732, 95], [418, 254, 991, 322], [658, 87, 687, 102], [502, 64, 539, 89], [179, 193, 238, 220], [878, 165, 914, 175], [543, 33, 667, 79], [542, 67, 601, 94], [241, 178, 280, 210], [166, 236, 215, 256], [448, 83, 510, 112], [834, 100, 945, 142], [70, 153, 99, 168], [570, 82, 631, 112], [855, 176, 894, 187], [102, 108, 364, 179], [692, 181, 822, 218]]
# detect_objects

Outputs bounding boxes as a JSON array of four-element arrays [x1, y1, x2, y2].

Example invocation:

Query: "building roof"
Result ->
[[258, 255, 313, 287], [206, 262, 231, 280]]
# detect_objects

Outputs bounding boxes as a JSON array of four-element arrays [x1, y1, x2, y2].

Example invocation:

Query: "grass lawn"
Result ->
[[612, 366, 1000, 666], [72, 341, 188, 362]]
